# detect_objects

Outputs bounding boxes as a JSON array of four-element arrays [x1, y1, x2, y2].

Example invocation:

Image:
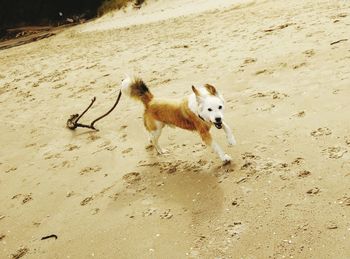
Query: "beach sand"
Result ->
[[1, 0, 350, 258]]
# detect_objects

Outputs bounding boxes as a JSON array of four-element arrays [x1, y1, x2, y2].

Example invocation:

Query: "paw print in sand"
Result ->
[[322, 146, 347, 159], [310, 127, 332, 137]]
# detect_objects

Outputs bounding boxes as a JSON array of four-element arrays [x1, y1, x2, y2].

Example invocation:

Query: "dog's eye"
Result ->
[[208, 108, 212, 112], [218, 105, 222, 110]]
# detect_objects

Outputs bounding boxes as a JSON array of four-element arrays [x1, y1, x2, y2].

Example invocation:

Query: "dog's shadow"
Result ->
[[107, 153, 231, 226]]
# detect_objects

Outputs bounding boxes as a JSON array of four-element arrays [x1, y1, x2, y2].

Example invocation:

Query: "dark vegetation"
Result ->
[[0, 0, 145, 47], [98, 0, 144, 16], [0, 0, 145, 31], [0, 0, 102, 30]]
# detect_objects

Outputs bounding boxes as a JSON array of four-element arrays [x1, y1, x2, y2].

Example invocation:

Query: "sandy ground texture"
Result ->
[[1, 0, 350, 258]]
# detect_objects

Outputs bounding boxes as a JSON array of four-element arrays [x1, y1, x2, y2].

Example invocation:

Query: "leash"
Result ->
[[67, 90, 122, 131], [3, 90, 122, 133]]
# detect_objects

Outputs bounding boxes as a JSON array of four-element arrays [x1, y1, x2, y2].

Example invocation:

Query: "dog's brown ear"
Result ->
[[192, 85, 200, 96], [204, 84, 217, 96]]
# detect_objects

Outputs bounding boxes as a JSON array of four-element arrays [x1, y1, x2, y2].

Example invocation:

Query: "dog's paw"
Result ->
[[145, 144, 153, 150], [157, 148, 169, 155], [222, 154, 232, 164], [228, 137, 237, 146]]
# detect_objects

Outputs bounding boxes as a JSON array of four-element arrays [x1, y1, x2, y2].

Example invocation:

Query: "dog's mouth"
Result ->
[[214, 122, 222, 129]]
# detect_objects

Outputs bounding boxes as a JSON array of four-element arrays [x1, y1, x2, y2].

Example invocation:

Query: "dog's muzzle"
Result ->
[[214, 122, 222, 129], [214, 117, 222, 129]]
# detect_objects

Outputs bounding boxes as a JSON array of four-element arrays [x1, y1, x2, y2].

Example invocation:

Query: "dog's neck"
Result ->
[[198, 114, 206, 122], [188, 93, 210, 123]]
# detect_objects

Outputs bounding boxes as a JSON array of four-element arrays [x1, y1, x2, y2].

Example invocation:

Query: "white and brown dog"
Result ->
[[121, 75, 236, 163]]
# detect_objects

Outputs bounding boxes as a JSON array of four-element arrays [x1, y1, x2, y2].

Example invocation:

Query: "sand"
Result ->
[[1, 0, 350, 258]]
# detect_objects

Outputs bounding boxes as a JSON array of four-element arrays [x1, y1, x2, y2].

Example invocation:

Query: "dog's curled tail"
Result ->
[[121, 75, 153, 106]]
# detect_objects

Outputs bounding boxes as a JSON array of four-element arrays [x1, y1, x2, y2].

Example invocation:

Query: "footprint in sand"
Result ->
[[255, 69, 274, 75], [11, 247, 29, 259], [306, 187, 320, 195], [12, 193, 32, 204], [322, 146, 348, 159], [243, 57, 257, 65], [293, 111, 306, 118], [242, 152, 260, 160], [345, 137, 350, 146], [120, 133, 128, 141], [79, 166, 102, 175], [5, 167, 17, 173], [303, 49, 315, 57], [66, 191, 75, 198], [337, 196, 350, 207], [65, 144, 80, 151], [263, 23, 296, 33], [310, 127, 332, 137], [240, 152, 259, 176], [52, 83, 66, 90], [142, 208, 157, 217], [44, 152, 61, 160], [53, 160, 71, 169], [90, 208, 100, 215], [225, 222, 245, 239], [298, 170, 311, 178], [326, 221, 338, 230], [292, 157, 305, 165], [92, 141, 117, 154], [238, 57, 257, 70], [271, 91, 289, 99], [274, 162, 289, 171], [216, 164, 235, 181], [122, 172, 141, 184], [159, 209, 173, 219], [251, 91, 288, 100], [292, 62, 307, 69], [80, 196, 94, 206], [87, 132, 101, 142], [231, 198, 241, 207], [122, 147, 133, 154], [98, 141, 112, 148], [25, 142, 37, 148], [120, 125, 128, 130]]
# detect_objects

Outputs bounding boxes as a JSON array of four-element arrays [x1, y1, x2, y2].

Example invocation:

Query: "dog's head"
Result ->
[[192, 84, 225, 129]]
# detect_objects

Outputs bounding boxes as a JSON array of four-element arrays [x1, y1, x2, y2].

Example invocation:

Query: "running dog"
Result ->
[[121, 75, 236, 163]]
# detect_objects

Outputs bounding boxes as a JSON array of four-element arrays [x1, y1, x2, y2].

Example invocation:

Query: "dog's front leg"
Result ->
[[200, 129, 231, 163], [212, 141, 232, 163], [222, 121, 236, 146]]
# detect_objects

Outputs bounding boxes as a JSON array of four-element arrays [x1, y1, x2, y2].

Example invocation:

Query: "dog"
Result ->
[[121, 75, 236, 163]]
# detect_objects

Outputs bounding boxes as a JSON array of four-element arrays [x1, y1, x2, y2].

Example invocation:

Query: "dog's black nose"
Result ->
[[215, 117, 222, 123]]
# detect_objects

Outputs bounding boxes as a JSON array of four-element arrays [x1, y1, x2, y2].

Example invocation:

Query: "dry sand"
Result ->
[[1, 0, 350, 258]]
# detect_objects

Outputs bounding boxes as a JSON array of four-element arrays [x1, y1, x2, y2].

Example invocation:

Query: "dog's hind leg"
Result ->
[[149, 122, 167, 154], [144, 113, 166, 154]]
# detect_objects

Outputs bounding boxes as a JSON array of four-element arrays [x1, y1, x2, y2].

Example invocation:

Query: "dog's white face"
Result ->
[[192, 84, 225, 129], [199, 95, 225, 128]]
